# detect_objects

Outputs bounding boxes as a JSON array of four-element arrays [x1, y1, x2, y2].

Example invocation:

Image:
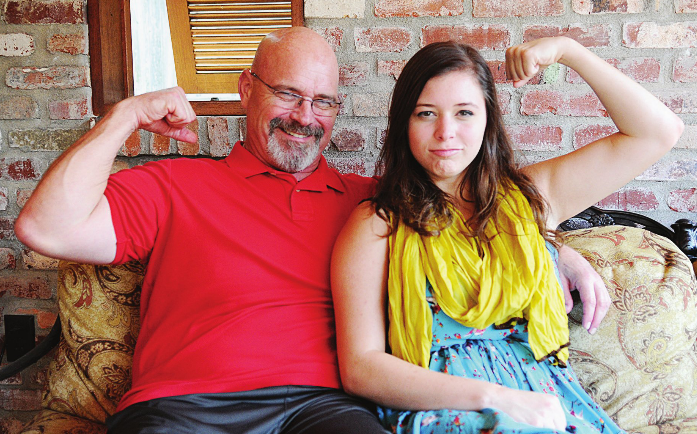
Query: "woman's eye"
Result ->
[[458, 110, 474, 116], [416, 111, 434, 117]]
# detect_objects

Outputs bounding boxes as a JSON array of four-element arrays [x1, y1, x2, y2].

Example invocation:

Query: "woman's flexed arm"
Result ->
[[511, 37, 684, 227]]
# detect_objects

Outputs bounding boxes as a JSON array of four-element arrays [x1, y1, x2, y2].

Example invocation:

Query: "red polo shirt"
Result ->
[[104, 143, 376, 411]]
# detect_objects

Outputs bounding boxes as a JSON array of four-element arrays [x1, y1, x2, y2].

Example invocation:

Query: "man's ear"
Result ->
[[238, 70, 253, 109]]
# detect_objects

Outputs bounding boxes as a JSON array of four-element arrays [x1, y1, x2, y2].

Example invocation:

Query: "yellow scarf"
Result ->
[[387, 187, 569, 369]]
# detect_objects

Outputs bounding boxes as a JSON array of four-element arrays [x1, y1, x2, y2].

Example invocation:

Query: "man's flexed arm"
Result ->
[[15, 87, 197, 264]]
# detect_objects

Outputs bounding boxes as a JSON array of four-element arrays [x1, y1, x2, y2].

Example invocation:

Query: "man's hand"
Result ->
[[123, 86, 198, 144], [557, 245, 610, 334]]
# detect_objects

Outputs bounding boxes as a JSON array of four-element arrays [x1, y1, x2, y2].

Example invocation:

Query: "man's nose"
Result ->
[[289, 98, 315, 125]]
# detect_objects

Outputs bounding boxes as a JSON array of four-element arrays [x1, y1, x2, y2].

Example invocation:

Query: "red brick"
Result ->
[[623, 22, 697, 48], [0, 389, 42, 411], [524, 25, 611, 47], [572, 0, 643, 13], [0, 417, 25, 433], [377, 60, 407, 80], [0, 33, 34, 57], [238, 118, 247, 141], [0, 248, 17, 270], [47, 32, 87, 55], [676, 0, 697, 12], [332, 128, 366, 152], [339, 62, 369, 86], [48, 97, 90, 120], [521, 90, 607, 117], [0, 275, 51, 299], [21, 250, 59, 270], [674, 56, 697, 82], [177, 120, 200, 156], [5, 66, 90, 89], [0, 187, 6, 211], [326, 157, 372, 176], [0, 96, 37, 119], [354, 27, 412, 53], [151, 134, 172, 155], [16, 189, 33, 208], [313, 27, 343, 51], [121, 130, 141, 157], [598, 188, 659, 211], [508, 125, 563, 151], [0, 159, 41, 181], [375, 0, 463, 17], [422, 25, 510, 50], [638, 159, 697, 182], [15, 308, 57, 330], [474, 0, 563, 17], [668, 188, 697, 212], [0, 217, 14, 240], [208, 117, 231, 157], [574, 125, 618, 149], [498, 90, 512, 115], [4, 0, 84, 24], [352, 93, 390, 117], [568, 58, 660, 83], [657, 91, 697, 114]]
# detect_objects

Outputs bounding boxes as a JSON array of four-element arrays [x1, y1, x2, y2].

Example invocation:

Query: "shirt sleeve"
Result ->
[[104, 160, 172, 264]]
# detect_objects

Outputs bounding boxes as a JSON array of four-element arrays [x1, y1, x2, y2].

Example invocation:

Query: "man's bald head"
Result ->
[[238, 27, 341, 176]]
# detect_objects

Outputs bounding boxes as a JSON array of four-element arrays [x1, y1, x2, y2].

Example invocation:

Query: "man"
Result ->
[[15, 27, 608, 433]]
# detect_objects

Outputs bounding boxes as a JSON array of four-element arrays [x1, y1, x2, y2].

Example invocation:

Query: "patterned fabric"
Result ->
[[563, 226, 697, 434], [379, 247, 622, 434], [19, 410, 105, 434], [20, 261, 145, 433]]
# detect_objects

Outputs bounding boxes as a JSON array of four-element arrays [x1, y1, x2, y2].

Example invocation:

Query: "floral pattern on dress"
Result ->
[[378, 245, 625, 434]]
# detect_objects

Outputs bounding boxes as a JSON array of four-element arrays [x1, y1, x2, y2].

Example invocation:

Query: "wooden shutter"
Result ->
[[166, 0, 298, 95]]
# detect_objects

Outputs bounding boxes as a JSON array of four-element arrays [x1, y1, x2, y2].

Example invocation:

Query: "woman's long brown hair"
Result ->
[[372, 41, 552, 241]]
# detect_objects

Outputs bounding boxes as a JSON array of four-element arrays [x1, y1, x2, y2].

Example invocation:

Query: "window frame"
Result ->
[[87, 0, 304, 116]]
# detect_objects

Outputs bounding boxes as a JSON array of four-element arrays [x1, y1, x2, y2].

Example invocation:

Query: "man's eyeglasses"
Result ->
[[250, 71, 341, 117]]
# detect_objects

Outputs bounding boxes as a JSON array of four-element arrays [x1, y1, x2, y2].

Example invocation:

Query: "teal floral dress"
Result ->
[[378, 247, 624, 434]]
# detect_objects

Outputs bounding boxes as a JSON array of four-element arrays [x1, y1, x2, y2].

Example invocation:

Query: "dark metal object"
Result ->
[[558, 206, 695, 260], [0, 317, 61, 381]]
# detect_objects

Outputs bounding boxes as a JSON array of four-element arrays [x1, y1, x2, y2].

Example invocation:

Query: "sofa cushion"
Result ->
[[564, 225, 697, 433], [40, 261, 145, 423], [20, 409, 106, 434]]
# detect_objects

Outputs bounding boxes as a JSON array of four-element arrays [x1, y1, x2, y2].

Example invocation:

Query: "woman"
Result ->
[[330, 37, 683, 433]]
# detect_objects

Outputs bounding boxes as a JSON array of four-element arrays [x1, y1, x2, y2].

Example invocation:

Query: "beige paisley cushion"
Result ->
[[564, 226, 697, 434], [37, 261, 144, 426]]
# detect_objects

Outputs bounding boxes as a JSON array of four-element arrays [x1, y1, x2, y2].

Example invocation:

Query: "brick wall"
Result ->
[[0, 0, 696, 429]]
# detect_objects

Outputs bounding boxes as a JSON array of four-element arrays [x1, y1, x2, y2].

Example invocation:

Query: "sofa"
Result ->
[[13, 208, 697, 433]]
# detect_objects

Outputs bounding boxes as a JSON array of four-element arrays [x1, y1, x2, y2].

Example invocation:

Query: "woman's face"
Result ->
[[408, 70, 487, 194]]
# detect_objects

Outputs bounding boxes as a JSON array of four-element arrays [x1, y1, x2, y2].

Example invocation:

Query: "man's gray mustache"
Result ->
[[269, 118, 324, 139]]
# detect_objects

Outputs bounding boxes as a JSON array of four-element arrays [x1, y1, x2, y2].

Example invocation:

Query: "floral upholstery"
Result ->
[[20, 225, 697, 433], [564, 226, 697, 434]]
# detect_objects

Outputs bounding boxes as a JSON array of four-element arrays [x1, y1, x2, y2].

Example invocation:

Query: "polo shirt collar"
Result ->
[[225, 141, 346, 193]]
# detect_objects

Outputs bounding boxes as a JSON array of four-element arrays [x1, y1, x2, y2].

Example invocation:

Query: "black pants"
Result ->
[[106, 386, 389, 434]]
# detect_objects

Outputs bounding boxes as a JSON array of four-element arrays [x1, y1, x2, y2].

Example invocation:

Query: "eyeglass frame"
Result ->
[[249, 71, 342, 117]]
